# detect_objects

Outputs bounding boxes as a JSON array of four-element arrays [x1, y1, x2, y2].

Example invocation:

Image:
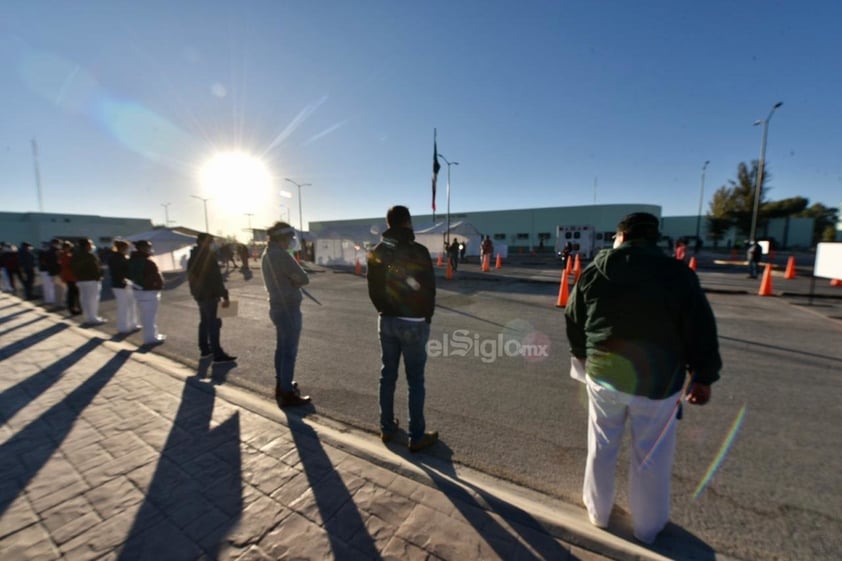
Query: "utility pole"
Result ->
[[31, 139, 44, 212], [161, 203, 172, 227]]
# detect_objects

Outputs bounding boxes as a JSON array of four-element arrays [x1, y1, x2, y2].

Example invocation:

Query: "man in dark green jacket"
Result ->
[[565, 212, 721, 544]]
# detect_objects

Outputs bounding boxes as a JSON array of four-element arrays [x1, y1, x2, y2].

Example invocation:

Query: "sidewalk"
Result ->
[[0, 294, 681, 561]]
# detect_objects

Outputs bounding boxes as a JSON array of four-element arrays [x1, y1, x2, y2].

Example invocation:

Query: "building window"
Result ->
[[493, 233, 506, 240], [516, 233, 529, 240]]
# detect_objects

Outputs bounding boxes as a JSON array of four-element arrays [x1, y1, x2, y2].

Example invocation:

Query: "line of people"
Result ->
[[3, 237, 166, 344]]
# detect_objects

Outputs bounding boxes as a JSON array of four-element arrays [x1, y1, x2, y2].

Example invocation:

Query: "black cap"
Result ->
[[617, 212, 660, 241]]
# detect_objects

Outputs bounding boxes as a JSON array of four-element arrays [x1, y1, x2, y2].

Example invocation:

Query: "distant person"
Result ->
[[59, 241, 81, 315], [561, 241, 573, 269], [447, 238, 460, 272], [367, 205, 438, 452], [108, 240, 139, 334], [71, 238, 106, 325], [128, 240, 166, 345], [19, 243, 36, 300], [38, 239, 61, 305], [481, 235, 494, 264], [0, 243, 10, 293], [188, 233, 236, 363], [459, 240, 466, 262], [237, 243, 250, 271], [747, 240, 762, 279], [2, 244, 21, 294], [261, 221, 311, 407], [565, 212, 721, 544]]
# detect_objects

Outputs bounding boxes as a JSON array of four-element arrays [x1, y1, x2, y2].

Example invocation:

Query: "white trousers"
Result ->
[[583, 376, 679, 544], [113, 286, 139, 333], [40, 272, 56, 304], [134, 290, 161, 344], [77, 280, 102, 323]]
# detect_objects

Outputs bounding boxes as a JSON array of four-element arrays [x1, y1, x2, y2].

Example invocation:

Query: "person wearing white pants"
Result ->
[[71, 238, 105, 325], [584, 376, 680, 543], [565, 212, 722, 545], [107, 240, 139, 333], [134, 289, 162, 344], [39, 270, 56, 304], [127, 240, 165, 345], [77, 279, 103, 324]]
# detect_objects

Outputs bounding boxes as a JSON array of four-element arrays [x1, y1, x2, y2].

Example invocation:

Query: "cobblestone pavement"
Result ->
[[1, 294, 657, 561]]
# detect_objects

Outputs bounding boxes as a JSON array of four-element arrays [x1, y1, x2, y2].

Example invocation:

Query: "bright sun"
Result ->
[[198, 151, 273, 215]]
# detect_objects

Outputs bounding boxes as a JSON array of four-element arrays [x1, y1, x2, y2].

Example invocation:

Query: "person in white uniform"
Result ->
[[127, 240, 165, 345], [70, 238, 106, 325], [564, 212, 722, 544]]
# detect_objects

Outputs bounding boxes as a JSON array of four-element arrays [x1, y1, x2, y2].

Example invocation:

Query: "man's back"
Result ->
[[566, 242, 720, 399]]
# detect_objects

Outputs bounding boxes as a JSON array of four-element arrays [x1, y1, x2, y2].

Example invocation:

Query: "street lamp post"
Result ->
[[437, 153, 458, 246], [161, 202, 172, 227], [749, 101, 783, 244], [284, 178, 311, 237], [695, 161, 710, 242], [190, 195, 210, 233]]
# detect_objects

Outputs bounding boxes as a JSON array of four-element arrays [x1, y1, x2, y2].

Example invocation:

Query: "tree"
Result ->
[[797, 203, 840, 246], [725, 161, 772, 238], [705, 186, 735, 248], [762, 196, 808, 218]]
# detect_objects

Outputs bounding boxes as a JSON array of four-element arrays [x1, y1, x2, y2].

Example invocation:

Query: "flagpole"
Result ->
[[432, 129, 437, 224], [438, 152, 458, 247]]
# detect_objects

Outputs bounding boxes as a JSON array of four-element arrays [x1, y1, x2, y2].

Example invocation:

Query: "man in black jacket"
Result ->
[[367, 205, 438, 452], [565, 212, 722, 544], [188, 233, 236, 363]]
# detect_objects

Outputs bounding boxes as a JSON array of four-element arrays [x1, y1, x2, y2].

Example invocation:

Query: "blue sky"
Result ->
[[2, 1, 840, 237]]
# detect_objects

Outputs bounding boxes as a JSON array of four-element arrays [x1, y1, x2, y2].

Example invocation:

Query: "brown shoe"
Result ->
[[408, 431, 438, 453], [279, 391, 311, 407]]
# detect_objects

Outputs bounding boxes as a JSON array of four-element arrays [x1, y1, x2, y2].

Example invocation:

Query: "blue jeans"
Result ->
[[378, 316, 430, 441], [197, 299, 222, 355], [270, 304, 302, 392]]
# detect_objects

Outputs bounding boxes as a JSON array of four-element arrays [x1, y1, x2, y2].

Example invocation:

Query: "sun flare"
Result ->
[[198, 151, 273, 214]]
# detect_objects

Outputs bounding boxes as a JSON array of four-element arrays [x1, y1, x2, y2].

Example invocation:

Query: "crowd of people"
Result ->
[[2, 210, 725, 544]]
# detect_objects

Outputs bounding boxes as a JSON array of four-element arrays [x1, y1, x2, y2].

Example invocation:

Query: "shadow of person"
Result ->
[[412, 439, 574, 560], [280, 408, 382, 560], [116, 377, 243, 560], [0, 349, 130, 518]]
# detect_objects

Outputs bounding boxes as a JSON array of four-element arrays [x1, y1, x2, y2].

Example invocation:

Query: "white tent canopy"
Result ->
[[313, 224, 382, 266], [124, 228, 196, 272], [414, 220, 486, 257]]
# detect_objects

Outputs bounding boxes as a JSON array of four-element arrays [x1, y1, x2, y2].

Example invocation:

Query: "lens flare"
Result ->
[[693, 404, 747, 500]]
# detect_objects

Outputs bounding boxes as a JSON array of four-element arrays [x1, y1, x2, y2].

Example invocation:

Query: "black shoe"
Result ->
[[200, 350, 213, 359], [212, 353, 237, 364], [380, 418, 400, 444], [408, 431, 438, 453], [279, 391, 311, 407]]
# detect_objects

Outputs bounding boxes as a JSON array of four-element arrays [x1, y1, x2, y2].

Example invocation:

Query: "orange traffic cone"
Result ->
[[555, 268, 570, 307], [758, 263, 774, 296], [445, 259, 454, 280], [495, 254, 503, 270], [573, 254, 582, 283], [564, 254, 572, 275], [688, 256, 697, 271], [482, 254, 490, 272], [355, 258, 362, 275], [831, 279, 842, 287], [784, 256, 796, 279], [436, 252, 443, 267]]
